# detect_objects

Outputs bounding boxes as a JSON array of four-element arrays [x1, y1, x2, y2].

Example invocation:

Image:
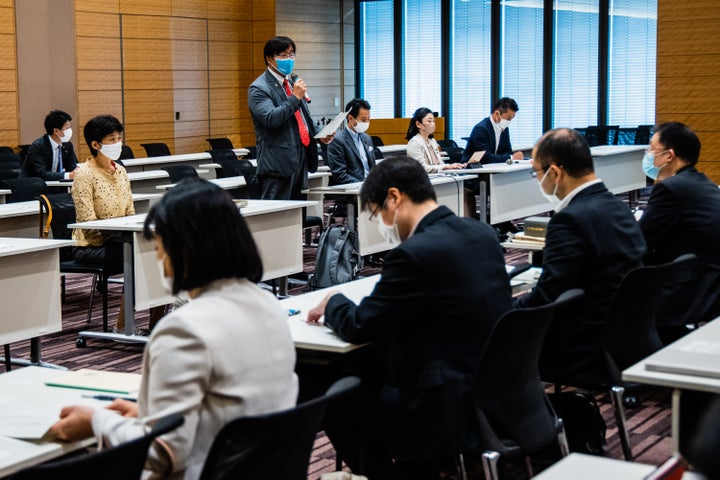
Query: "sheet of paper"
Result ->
[[314, 111, 349, 139], [0, 400, 56, 439]]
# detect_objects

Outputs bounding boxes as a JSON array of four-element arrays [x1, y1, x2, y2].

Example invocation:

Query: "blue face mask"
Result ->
[[274, 57, 295, 76], [642, 151, 667, 180]]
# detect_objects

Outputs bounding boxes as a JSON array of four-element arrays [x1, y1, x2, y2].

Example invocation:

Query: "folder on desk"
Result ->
[[45, 369, 141, 395], [645, 340, 720, 379]]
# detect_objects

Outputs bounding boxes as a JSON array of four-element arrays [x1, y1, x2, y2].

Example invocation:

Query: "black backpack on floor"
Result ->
[[309, 225, 360, 289]]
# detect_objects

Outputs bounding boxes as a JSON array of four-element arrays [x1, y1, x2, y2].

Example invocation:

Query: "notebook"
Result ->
[[45, 369, 141, 395], [644, 340, 720, 379]]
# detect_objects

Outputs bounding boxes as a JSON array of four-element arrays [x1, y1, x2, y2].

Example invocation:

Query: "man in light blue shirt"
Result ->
[[326, 98, 377, 185]]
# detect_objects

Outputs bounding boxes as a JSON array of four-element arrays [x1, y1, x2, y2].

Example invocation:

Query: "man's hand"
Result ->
[[512, 151, 524, 160], [49, 405, 95, 442], [69, 167, 79, 180], [306, 291, 340, 324], [319, 133, 335, 145], [292, 79, 307, 101], [106, 399, 139, 418]]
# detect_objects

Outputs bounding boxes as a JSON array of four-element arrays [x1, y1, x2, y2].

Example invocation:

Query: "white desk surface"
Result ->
[[307, 174, 475, 195], [464, 159, 533, 174], [623, 316, 720, 394], [120, 148, 249, 169], [0, 237, 75, 257], [68, 199, 317, 232], [591, 144, 646, 156], [0, 366, 139, 478], [376, 144, 406, 154], [0, 201, 40, 219], [533, 453, 702, 479], [281, 275, 380, 353]]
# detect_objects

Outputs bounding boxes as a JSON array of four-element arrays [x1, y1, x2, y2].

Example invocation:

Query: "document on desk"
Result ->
[[645, 340, 720, 379], [0, 399, 57, 439], [45, 369, 141, 395], [314, 111, 349, 139]]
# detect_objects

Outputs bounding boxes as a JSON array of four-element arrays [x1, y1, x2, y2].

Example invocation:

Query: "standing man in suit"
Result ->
[[248, 36, 333, 200], [23, 109, 79, 180], [515, 128, 646, 380], [461, 97, 524, 164], [326, 98, 376, 185], [639, 122, 720, 341], [307, 156, 512, 478]]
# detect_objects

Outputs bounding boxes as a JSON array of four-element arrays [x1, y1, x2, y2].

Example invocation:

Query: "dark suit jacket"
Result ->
[[461, 117, 513, 164], [326, 128, 376, 185], [640, 166, 720, 325], [22, 134, 78, 181], [248, 70, 318, 178], [514, 182, 646, 379], [324, 206, 512, 459]]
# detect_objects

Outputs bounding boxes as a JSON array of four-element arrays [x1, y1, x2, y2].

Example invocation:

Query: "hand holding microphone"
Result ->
[[290, 73, 312, 103]]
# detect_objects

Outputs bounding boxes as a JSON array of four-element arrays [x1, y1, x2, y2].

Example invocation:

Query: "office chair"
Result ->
[[1, 177, 48, 203], [140, 142, 172, 157], [583, 125, 620, 146], [465, 289, 584, 480], [38, 193, 123, 330], [634, 125, 653, 145], [209, 149, 240, 178], [206, 137, 235, 150], [161, 165, 199, 183], [0, 152, 23, 180], [436, 139, 464, 163], [198, 376, 360, 480], [549, 253, 698, 461], [10, 413, 184, 480], [236, 160, 261, 200]]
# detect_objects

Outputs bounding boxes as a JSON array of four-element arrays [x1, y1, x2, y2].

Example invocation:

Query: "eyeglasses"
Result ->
[[275, 53, 296, 59], [530, 166, 546, 178]]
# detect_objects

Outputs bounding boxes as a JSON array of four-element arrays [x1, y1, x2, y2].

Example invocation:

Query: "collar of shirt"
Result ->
[[49, 136, 61, 150], [267, 67, 287, 85], [554, 178, 602, 213]]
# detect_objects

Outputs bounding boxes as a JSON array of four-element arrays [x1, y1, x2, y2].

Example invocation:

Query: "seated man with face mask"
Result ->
[[326, 98, 377, 185], [639, 122, 720, 342], [514, 128, 646, 380], [307, 156, 512, 479]]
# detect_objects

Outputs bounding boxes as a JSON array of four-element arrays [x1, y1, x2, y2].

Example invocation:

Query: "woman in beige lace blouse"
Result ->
[[72, 114, 135, 331]]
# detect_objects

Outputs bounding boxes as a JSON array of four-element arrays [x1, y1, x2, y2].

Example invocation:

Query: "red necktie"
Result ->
[[283, 79, 310, 147]]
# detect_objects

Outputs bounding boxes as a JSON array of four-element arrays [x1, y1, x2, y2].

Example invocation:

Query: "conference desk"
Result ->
[[120, 148, 249, 173], [0, 238, 75, 368], [0, 189, 9, 204], [0, 194, 159, 239], [48, 170, 209, 195], [0, 366, 135, 478], [533, 453, 701, 479], [306, 174, 471, 256], [68, 199, 315, 344], [623, 316, 720, 453], [466, 145, 646, 224]]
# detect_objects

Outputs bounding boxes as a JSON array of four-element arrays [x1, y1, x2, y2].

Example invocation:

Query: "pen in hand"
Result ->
[[82, 394, 137, 402]]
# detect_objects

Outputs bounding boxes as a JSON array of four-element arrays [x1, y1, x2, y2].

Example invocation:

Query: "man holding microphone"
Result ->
[[248, 36, 333, 200]]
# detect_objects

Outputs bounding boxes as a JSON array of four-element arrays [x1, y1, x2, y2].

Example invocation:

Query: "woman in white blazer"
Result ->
[[405, 107, 465, 173], [50, 178, 298, 479], [406, 107, 480, 218]]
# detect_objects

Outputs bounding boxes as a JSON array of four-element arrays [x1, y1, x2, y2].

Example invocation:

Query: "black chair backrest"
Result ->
[[161, 165, 199, 183], [245, 145, 257, 158], [634, 124, 653, 145], [604, 253, 699, 379], [199, 376, 360, 480], [370, 135, 384, 148], [237, 160, 261, 199], [140, 142, 172, 157], [1, 177, 48, 203], [209, 149, 240, 178], [472, 289, 585, 455], [0, 152, 22, 180], [0, 146, 15, 155], [436, 139, 459, 151], [584, 125, 620, 146], [207, 137, 235, 150], [0, 151, 22, 165], [10, 413, 184, 480], [119, 144, 135, 160]]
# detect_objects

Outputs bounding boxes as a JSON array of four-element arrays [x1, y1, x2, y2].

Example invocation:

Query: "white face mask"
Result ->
[[537, 169, 559, 203], [498, 118, 510, 130], [100, 141, 123, 161], [353, 121, 370, 134], [59, 127, 72, 143], [376, 208, 401, 246], [156, 256, 173, 294]]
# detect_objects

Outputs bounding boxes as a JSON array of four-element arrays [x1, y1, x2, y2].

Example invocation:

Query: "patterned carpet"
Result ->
[[1, 240, 673, 479]]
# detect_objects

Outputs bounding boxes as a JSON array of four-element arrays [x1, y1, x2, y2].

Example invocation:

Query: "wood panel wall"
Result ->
[[0, 0, 17, 148], [656, 0, 720, 183]]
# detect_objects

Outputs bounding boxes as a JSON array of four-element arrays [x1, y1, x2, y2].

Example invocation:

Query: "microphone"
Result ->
[[506, 158, 514, 165], [290, 73, 311, 103]]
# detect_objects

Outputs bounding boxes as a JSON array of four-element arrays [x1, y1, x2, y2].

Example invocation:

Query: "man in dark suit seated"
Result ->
[[22, 109, 79, 181], [461, 97, 524, 164], [326, 98, 376, 185], [639, 122, 720, 343], [514, 128, 646, 380], [307, 156, 512, 479]]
